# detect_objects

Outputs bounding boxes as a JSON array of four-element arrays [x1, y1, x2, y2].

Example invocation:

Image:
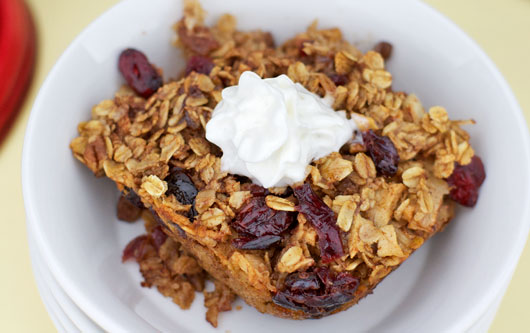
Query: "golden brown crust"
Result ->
[[162, 199, 451, 319]]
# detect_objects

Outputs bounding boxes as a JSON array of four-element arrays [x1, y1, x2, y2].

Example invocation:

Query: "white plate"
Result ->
[[23, 0, 530, 332], [29, 231, 79, 333], [28, 230, 103, 333], [467, 290, 505, 333]]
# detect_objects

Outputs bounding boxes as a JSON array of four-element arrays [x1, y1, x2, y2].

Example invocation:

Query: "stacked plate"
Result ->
[[23, 0, 530, 332], [27, 221, 509, 333], [28, 230, 103, 332]]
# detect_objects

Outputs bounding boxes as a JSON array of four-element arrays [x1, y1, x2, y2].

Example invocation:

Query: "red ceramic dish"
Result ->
[[0, 0, 36, 144]]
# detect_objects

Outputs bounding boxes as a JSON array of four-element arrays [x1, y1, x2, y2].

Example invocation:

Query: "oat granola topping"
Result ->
[[71, 0, 485, 323]]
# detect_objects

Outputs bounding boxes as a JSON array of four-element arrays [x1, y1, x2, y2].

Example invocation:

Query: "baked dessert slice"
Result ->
[[70, 0, 485, 321]]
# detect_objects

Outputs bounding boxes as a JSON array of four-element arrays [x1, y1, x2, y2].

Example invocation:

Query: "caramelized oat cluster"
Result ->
[[121, 210, 235, 327], [70, 0, 484, 325]]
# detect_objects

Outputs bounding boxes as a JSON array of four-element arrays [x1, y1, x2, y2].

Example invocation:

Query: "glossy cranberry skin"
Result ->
[[273, 267, 359, 317], [232, 235, 282, 250], [447, 155, 485, 207], [465, 155, 485, 186], [118, 48, 162, 98], [362, 130, 399, 177], [165, 170, 198, 218], [166, 171, 197, 205], [122, 226, 167, 262], [231, 192, 295, 250], [185, 55, 214, 75], [285, 271, 321, 292], [249, 184, 268, 197], [232, 197, 294, 238], [122, 235, 149, 262], [293, 184, 344, 263]]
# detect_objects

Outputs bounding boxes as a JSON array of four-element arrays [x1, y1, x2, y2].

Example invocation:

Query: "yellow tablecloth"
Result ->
[[2, 0, 528, 331]]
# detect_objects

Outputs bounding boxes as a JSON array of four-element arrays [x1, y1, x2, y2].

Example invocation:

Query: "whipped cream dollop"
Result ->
[[205, 71, 358, 188]]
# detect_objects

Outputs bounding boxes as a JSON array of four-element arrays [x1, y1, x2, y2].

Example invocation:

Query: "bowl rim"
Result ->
[[28, 226, 104, 331], [22, 0, 530, 331]]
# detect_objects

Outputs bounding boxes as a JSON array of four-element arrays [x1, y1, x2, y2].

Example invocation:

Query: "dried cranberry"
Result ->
[[293, 184, 344, 263], [447, 155, 485, 207], [177, 25, 219, 55], [123, 227, 167, 262], [328, 73, 348, 86], [373, 41, 393, 61], [185, 55, 214, 75], [165, 170, 198, 217], [362, 130, 399, 177], [285, 271, 321, 292], [273, 267, 359, 317], [122, 235, 149, 262], [249, 184, 268, 197], [117, 195, 142, 222], [234, 174, 252, 184], [151, 226, 168, 250], [232, 197, 294, 238], [232, 235, 282, 250], [118, 49, 162, 98], [466, 155, 486, 186], [166, 172, 197, 204]]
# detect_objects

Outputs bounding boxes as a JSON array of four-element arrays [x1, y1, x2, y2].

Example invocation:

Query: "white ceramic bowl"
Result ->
[[23, 0, 530, 331], [28, 229, 103, 332]]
